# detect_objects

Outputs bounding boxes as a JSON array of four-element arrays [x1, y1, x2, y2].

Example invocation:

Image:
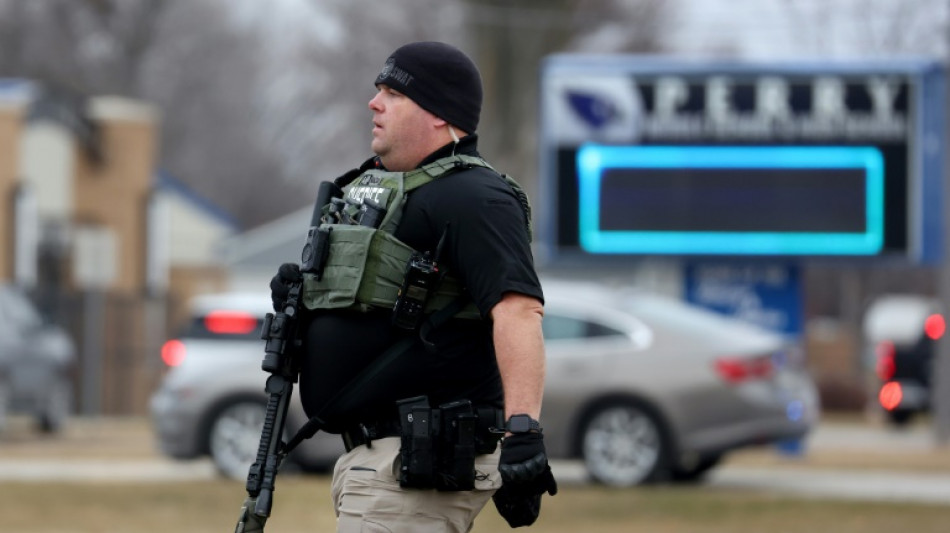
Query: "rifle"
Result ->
[[234, 182, 339, 533]]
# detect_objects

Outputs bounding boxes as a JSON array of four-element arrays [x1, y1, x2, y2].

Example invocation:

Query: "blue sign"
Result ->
[[684, 262, 803, 338]]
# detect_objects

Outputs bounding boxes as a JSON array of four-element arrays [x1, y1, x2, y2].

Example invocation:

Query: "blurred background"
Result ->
[[2, 0, 950, 521]]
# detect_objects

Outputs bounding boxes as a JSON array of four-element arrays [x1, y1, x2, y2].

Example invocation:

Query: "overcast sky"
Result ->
[[666, 0, 948, 60], [222, 0, 949, 62]]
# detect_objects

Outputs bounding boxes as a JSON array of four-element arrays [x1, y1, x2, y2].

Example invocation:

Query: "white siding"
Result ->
[[160, 190, 236, 266]]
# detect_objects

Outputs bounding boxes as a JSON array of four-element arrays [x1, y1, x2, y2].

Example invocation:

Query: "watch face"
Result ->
[[508, 415, 531, 433]]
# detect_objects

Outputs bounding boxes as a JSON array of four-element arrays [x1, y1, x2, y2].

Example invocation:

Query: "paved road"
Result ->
[[0, 458, 216, 482], [555, 421, 950, 504], [2, 419, 950, 505], [706, 422, 950, 504], [709, 466, 950, 504]]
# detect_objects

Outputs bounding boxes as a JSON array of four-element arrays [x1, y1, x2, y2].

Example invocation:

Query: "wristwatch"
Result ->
[[505, 414, 542, 434]]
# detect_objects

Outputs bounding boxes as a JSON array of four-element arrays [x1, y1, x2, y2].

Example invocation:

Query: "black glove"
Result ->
[[492, 432, 558, 528], [269, 262, 303, 312]]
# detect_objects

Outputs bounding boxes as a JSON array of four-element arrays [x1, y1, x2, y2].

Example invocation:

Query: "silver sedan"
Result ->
[[540, 279, 819, 486]]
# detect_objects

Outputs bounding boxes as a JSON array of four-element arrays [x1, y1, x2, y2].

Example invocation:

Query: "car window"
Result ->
[[542, 312, 626, 341]]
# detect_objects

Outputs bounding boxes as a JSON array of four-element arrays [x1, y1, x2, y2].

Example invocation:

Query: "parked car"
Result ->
[[0, 284, 76, 433], [542, 279, 818, 486], [149, 292, 344, 479], [863, 294, 944, 426], [150, 280, 819, 486]]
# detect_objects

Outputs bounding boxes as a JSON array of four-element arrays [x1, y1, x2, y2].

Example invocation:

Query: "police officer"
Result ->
[[270, 41, 556, 532]]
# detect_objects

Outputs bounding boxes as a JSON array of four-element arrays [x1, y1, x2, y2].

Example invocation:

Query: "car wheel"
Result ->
[[37, 378, 72, 433], [208, 400, 267, 480], [580, 402, 670, 487], [671, 454, 722, 483]]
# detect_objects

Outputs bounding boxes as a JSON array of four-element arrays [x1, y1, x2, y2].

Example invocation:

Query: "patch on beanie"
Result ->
[[378, 58, 414, 87]]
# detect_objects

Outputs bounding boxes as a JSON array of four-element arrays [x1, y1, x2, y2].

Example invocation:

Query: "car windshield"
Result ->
[[621, 292, 780, 345]]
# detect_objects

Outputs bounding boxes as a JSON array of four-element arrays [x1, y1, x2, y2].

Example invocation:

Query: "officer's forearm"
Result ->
[[491, 292, 546, 420]]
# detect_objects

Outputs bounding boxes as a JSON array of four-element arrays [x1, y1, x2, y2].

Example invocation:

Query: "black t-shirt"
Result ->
[[297, 135, 543, 431]]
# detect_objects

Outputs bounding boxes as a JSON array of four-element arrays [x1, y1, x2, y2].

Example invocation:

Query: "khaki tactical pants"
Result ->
[[330, 437, 502, 533]]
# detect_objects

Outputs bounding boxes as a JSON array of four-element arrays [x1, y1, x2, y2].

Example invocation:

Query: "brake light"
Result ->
[[204, 310, 258, 335], [875, 341, 896, 381], [925, 313, 945, 340], [714, 355, 773, 383], [161, 339, 186, 367], [879, 381, 903, 411]]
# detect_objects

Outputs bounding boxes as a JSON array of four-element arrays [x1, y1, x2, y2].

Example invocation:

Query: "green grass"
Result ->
[[2, 477, 949, 533]]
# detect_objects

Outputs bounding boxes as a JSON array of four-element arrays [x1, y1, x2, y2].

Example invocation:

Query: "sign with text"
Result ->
[[539, 57, 945, 263], [684, 262, 803, 338]]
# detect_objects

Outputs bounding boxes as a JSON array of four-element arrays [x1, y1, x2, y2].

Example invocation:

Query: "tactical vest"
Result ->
[[301, 154, 531, 320]]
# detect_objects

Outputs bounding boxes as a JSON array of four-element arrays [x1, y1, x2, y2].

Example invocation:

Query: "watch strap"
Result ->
[[506, 414, 542, 434]]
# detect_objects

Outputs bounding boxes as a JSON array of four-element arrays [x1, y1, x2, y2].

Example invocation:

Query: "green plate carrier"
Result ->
[[301, 154, 531, 319]]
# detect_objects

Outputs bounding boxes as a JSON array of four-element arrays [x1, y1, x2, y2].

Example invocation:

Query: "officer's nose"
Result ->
[[369, 92, 383, 112]]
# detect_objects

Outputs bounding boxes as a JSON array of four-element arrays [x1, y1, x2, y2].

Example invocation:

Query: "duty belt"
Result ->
[[340, 405, 505, 454], [341, 419, 402, 452]]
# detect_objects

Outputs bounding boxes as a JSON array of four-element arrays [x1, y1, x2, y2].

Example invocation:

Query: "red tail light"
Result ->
[[879, 381, 903, 411], [875, 340, 896, 381], [714, 355, 774, 384], [925, 313, 945, 340], [161, 339, 187, 367], [204, 310, 258, 335]]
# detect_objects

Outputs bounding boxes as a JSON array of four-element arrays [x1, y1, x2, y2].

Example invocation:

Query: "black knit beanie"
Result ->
[[374, 41, 482, 134]]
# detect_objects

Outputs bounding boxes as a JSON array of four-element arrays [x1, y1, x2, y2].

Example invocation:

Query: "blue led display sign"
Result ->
[[576, 145, 884, 255], [539, 57, 945, 263]]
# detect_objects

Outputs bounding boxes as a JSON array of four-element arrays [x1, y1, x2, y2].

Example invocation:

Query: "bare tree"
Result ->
[[464, 0, 674, 202], [0, 0, 169, 95], [0, 0, 671, 228], [135, 0, 304, 228], [0, 0, 474, 226], [245, 0, 468, 188], [780, 0, 947, 58], [569, 0, 672, 53], [0, 0, 300, 227]]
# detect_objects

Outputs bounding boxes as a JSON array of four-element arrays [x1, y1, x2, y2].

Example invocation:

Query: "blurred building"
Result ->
[[0, 79, 237, 415]]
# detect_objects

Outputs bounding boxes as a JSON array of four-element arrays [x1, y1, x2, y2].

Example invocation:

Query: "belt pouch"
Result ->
[[436, 400, 476, 491], [474, 405, 504, 455], [397, 396, 436, 488]]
